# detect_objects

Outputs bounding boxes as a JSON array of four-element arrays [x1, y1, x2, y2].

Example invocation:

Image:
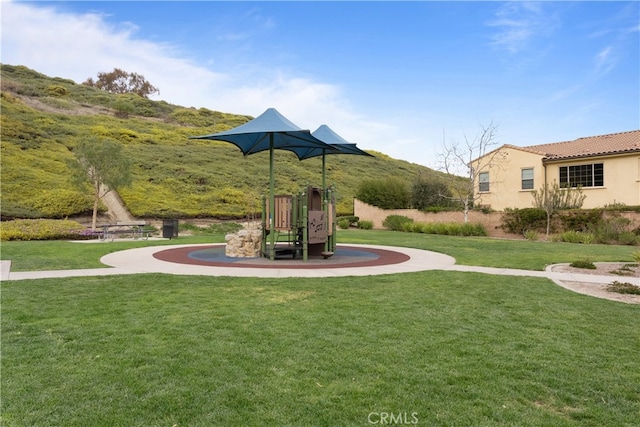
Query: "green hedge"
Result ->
[[0, 219, 87, 241], [383, 215, 413, 231], [410, 221, 488, 237]]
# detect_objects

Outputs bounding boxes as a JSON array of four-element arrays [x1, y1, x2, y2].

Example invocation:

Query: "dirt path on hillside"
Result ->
[[101, 186, 135, 222]]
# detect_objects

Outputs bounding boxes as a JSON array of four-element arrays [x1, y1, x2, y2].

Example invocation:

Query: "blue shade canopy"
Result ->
[[281, 124, 374, 160], [311, 124, 373, 158], [189, 108, 332, 155]]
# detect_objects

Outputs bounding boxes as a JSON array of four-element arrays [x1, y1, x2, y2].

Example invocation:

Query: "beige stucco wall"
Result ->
[[472, 147, 640, 211], [471, 147, 544, 211], [544, 154, 640, 209], [353, 198, 514, 238], [353, 198, 640, 239]]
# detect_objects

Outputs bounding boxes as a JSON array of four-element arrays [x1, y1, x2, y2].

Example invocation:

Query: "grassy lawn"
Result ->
[[1, 230, 636, 272], [338, 230, 637, 270], [0, 236, 223, 272], [2, 232, 639, 426]]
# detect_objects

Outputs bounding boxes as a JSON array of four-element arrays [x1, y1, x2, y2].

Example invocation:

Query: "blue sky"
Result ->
[[2, 1, 638, 168]]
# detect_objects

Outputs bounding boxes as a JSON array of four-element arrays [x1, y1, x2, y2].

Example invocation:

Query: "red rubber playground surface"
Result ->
[[152, 244, 410, 269], [94, 242, 458, 278]]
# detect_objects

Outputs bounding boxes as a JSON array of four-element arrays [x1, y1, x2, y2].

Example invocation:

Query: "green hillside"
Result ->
[[1, 64, 449, 219]]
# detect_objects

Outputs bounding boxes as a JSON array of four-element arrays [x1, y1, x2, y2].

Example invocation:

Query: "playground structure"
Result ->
[[262, 186, 336, 261], [190, 108, 371, 262]]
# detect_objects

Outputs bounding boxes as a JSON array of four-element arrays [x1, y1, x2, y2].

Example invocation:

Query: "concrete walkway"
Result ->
[[2, 244, 637, 290]]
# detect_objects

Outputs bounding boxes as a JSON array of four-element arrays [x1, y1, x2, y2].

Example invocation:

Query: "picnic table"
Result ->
[[98, 221, 152, 241]]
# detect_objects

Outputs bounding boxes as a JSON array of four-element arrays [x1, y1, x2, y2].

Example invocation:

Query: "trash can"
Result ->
[[162, 219, 179, 239]]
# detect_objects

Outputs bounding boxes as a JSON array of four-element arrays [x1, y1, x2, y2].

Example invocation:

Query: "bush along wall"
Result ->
[[382, 215, 487, 236], [501, 208, 640, 245]]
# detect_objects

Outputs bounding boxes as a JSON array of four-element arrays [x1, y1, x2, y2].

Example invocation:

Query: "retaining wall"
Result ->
[[353, 199, 640, 239]]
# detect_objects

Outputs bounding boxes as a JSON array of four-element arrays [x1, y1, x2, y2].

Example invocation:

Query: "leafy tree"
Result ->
[[411, 176, 454, 210], [83, 68, 159, 98], [356, 178, 410, 209], [69, 138, 132, 230], [531, 181, 586, 236], [438, 121, 503, 222]]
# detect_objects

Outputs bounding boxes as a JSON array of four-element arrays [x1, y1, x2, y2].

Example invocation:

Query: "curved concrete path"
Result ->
[[3, 244, 637, 291]]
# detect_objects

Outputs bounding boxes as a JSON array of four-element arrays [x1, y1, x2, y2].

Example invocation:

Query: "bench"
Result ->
[[98, 221, 152, 242]]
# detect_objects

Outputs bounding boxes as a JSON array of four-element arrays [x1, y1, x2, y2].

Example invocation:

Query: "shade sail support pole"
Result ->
[[261, 195, 267, 256], [269, 134, 275, 260]]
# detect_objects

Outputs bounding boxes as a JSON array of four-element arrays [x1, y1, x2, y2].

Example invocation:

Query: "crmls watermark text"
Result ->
[[368, 412, 419, 425]]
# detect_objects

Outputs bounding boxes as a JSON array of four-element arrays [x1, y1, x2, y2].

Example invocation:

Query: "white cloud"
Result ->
[[1, 2, 227, 103], [594, 46, 616, 76], [487, 1, 558, 55], [0, 1, 407, 162]]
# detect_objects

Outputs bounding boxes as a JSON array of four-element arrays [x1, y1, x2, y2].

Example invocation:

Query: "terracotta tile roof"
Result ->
[[512, 130, 640, 161]]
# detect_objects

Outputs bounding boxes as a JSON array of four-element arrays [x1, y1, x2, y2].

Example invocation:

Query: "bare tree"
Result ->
[[532, 181, 586, 236], [438, 121, 503, 222], [69, 138, 132, 230]]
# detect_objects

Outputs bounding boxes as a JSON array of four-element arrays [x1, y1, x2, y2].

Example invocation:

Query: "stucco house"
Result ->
[[470, 130, 640, 211]]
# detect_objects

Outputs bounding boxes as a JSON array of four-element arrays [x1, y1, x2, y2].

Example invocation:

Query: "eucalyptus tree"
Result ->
[[70, 138, 132, 230], [83, 68, 159, 98]]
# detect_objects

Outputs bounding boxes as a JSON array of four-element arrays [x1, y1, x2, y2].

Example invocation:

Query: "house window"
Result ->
[[521, 168, 534, 190], [559, 163, 604, 187], [479, 172, 490, 192]]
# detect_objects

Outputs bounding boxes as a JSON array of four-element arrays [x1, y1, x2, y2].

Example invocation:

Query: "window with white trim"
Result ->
[[521, 168, 534, 190], [559, 163, 604, 188], [479, 172, 490, 192]]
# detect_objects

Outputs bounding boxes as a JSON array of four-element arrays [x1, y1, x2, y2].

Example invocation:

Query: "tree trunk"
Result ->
[[546, 211, 551, 237], [463, 199, 470, 223], [92, 197, 99, 231]]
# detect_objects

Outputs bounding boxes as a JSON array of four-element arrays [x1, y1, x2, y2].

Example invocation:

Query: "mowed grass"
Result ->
[[0, 236, 223, 271], [1, 230, 636, 272], [2, 232, 639, 426], [338, 230, 637, 270]]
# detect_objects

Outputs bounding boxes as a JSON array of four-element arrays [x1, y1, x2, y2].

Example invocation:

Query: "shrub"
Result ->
[[590, 215, 633, 244], [609, 264, 635, 276], [168, 107, 221, 127], [631, 250, 640, 263], [581, 233, 595, 244], [405, 221, 487, 237], [459, 222, 488, 237], [356, 178, 410, 209], [411, 222, 426, 233], [524, 230, 539, 241], [113, 99, 135, 118], [31, 189, 95, 218], [337, 216, 358, 229], [0, 219, 86, 241], [570, 258, 596, 269], [501, 208, 548, 235], [0, 201, 43, 219], [180, 222, 243, 235], [337, 218, 351, 229], [617, 231, 638, 246], [558, 209, 603, 232], [558, 230, 594, 244], [400, 221, 415, 232], [411, 178, 453, 210], [47, 84, 68, 96], [382, 215, 413, 231], [357, 220, 374, 230], [607, 281, 640, 295]]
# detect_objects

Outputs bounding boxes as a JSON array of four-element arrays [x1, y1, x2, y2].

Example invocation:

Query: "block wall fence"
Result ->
[[352, 199, 640, 239]]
